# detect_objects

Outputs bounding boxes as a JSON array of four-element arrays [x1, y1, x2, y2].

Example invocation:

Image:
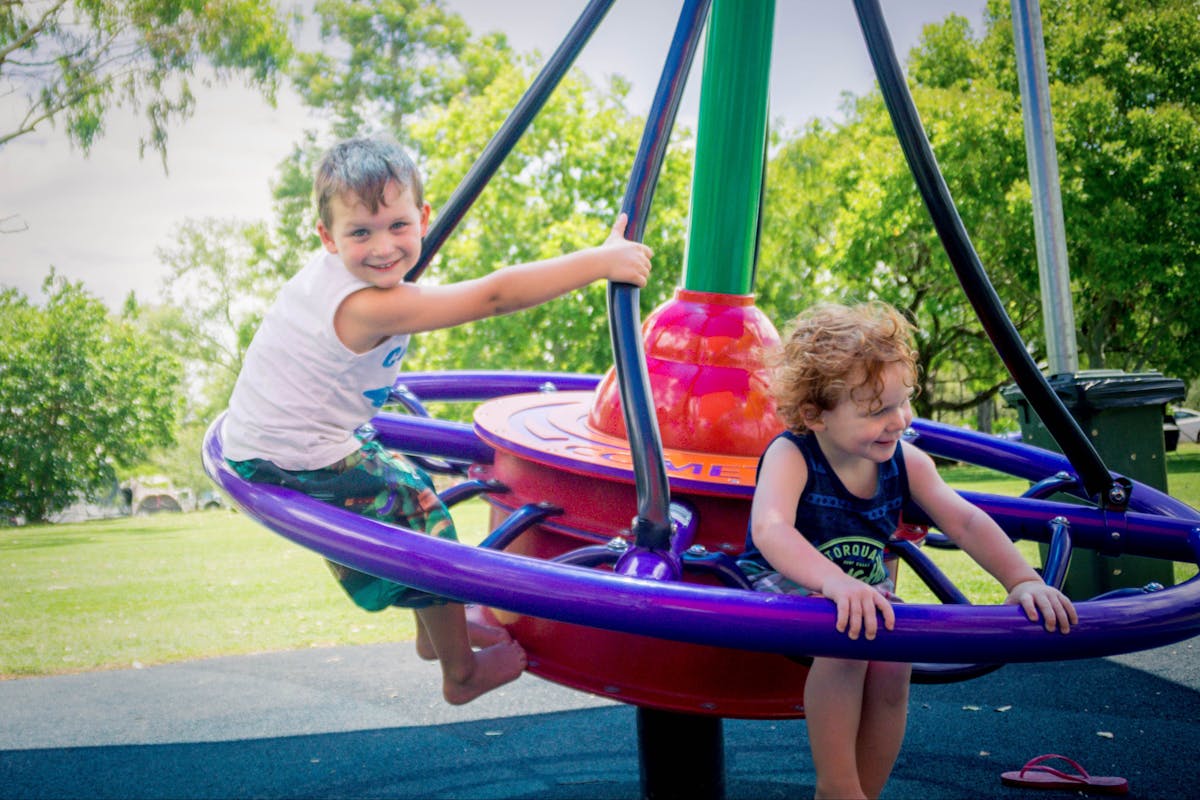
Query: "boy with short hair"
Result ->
[[223, 135, 653, 704]]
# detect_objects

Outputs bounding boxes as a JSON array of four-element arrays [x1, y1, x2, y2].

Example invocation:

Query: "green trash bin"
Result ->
[[1000, 370, 1185, 598]]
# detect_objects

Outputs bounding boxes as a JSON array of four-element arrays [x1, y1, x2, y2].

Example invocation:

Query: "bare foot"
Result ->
[[442, 639, 527, 705], [415, 607, 512, 661], [465, 605, 513, 648]]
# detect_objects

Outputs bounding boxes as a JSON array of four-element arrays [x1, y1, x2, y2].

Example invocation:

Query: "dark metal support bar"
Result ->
[[1042, 516, 1075, 588], [637, 707, 725, 800], [609, 0, 711, 550], [477, 502, 562, 551], [405, 0, 616, 282], [605, 5, 724, 799], [436, 478, 507, 508], [852, 0, 1127, 510]]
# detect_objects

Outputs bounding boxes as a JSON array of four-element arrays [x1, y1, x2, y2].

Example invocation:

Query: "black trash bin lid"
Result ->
[[1047, 370, 1186, 413]]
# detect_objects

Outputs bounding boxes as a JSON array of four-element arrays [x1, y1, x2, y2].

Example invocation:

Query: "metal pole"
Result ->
[[638, 707, 725, 800], [610, 0, 711, 551], [405, 0, 616, 282], [1011, 0, 1078, 375], [855, 0, 1122, 507]]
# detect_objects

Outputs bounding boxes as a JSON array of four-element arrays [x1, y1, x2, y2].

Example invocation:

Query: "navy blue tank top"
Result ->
[[742, 431, 910, 586]]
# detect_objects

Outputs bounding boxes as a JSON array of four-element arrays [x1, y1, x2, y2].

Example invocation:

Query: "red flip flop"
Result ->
[[1001, 754, 1129, 795]]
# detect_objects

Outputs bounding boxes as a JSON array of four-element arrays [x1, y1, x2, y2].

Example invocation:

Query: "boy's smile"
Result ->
[[811, 362, 914, 468], [317, 179, 430, 289]]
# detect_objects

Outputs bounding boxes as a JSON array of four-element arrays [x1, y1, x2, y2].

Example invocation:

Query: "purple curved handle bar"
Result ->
[[907, 419, 1200, 521], [203, 372, 1200, 664]]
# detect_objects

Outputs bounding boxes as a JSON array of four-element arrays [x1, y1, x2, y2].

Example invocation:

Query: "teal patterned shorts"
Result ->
[[229, 440, 457, 611]]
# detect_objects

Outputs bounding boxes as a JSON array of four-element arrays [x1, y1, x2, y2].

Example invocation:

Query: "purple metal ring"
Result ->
[[203, 373, 1200, 664]]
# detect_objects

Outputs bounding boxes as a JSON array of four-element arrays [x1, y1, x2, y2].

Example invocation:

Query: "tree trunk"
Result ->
[[977, 396, 994, 434]]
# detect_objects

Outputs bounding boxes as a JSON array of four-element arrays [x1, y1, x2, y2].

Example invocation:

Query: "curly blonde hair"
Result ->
[[772, 301, 918, 433]]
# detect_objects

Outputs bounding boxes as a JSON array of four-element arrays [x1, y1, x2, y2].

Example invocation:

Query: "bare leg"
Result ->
[[414, 602, 526, 705], [805, 657, 869, 800], [415, 605, 511, 661], [415, 612, 434, 660], [855, 661, 912, 799]]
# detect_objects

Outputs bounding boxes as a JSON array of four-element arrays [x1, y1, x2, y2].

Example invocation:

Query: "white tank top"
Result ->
[[222, 250, 411, 470]]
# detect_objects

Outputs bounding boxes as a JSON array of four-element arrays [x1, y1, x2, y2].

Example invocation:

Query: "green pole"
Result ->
[[682, 0, 775, 295]]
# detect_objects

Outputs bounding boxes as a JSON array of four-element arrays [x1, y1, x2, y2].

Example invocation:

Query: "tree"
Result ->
[[0, 274, 183, 523], [759, 1, 1200, 425], [285, 0, 693, 375], [759, 50, 1039, 421], [291, 0, 509, 143], [758, 119, 856, 323], [165, 1, 695, 414], [158, 217, 279, 416], [979, 0, 1200, 382], [155, 0, 515, 416], [408, 60, 693, 377], [0, 0, 292, 161]]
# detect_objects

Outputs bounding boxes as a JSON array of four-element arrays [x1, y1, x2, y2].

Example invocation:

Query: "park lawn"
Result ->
[[902, 444, 1200, 603], [2, 444, 1198, 678], [0, 503, 486, 678], [1, 511, 392, 676]]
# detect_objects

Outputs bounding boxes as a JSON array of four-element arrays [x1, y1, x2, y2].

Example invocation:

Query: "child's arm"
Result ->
[[902, 442, 1077, 633], [336, 214, 652, 351], [750, 437, 897, 640]]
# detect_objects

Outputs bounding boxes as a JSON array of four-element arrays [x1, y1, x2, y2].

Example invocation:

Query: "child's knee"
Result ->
[[869, 660, 912, 705]]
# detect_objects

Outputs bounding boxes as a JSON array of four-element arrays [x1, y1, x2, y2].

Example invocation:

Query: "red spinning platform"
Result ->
[[468, 289, 813, 718]]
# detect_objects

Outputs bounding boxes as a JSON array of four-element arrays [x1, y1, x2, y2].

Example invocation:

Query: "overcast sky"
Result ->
[[1, 1, 986, 310]]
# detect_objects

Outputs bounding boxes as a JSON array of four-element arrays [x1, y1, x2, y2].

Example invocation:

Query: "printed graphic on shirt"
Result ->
[[363, 386, 391, 408], [383, 345, 407, 367], [817, 535, 888, 585]]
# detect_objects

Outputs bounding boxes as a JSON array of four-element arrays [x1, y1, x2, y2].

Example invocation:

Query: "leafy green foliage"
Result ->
[[409, 60, 692, 375], [0, 0, 292, 161], [281, 0, 694, 376], [292, 0, 508, 142], [157, 217, 281, 417], [173, 5, 694, 397], [759, 55, 1036, 419], [154, 0, 1200, 459], [0, 275, 183, 523], [760, 1, 1200, 425], [980, 0, 1200, 380]]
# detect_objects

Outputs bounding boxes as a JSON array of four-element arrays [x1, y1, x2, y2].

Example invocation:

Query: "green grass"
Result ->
[[2, 444, 1198, 678], [902, 442, 1200, 603], [1165, 442, 1200, 509], [1, 512, 390, 676], [0, 504, 489, 677]]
